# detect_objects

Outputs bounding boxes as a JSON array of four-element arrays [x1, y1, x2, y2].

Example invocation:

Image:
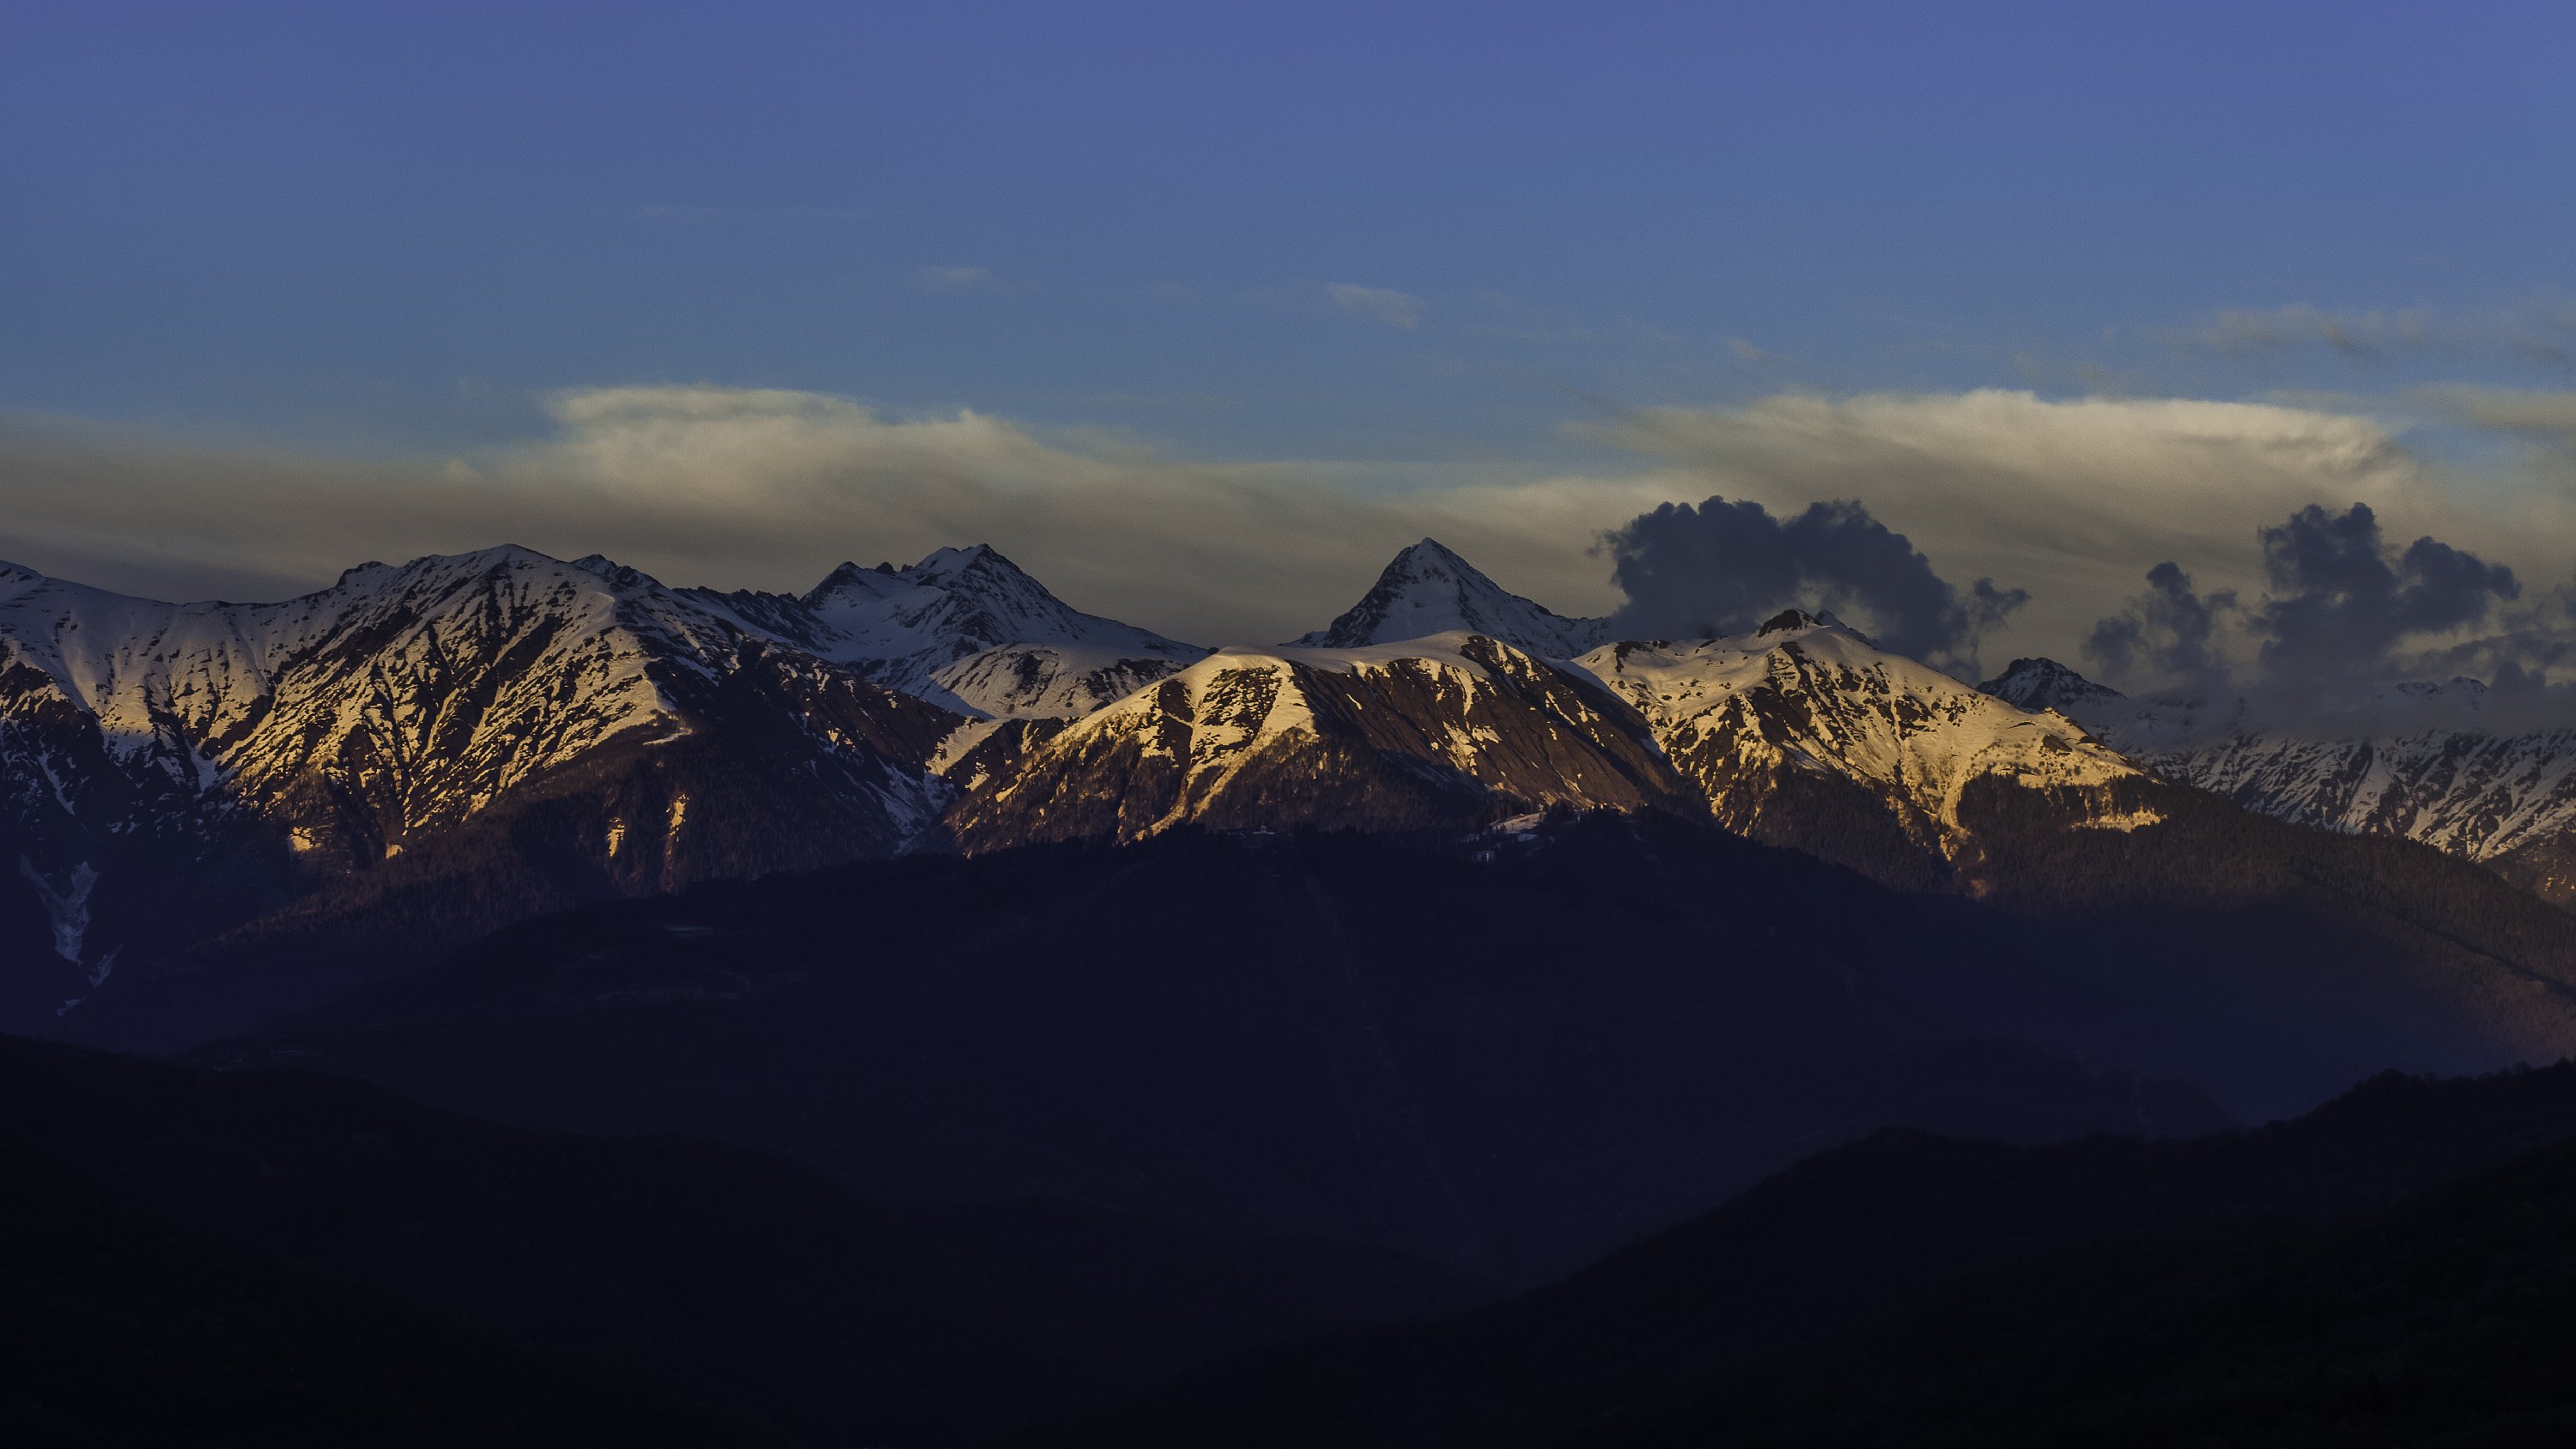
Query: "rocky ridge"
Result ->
[[1576, 615, 2154, 887], [0, 548, 974, 1021], [1978, 657, 2576, 906], [948, 632, 1698, 848], [6, 540, 2250, 1027]]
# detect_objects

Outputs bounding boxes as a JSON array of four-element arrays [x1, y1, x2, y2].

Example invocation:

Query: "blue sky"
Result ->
[[4, 1, 2574, 670]]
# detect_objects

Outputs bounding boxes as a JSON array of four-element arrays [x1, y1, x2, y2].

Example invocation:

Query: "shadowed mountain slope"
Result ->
[[1018, 1061, 2576, 1449], [221, 809, 2576, 1282], [0, 1033, 1485, 1446], [225, 816, 2242, 1281]]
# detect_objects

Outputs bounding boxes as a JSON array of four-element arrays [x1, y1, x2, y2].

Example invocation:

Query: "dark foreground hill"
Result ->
[[222, 815, 2258, 1281], [1020, 1061, 2576, 1449], [222, 802, 2576, 1282], [0, 1034, 1484, 1446]]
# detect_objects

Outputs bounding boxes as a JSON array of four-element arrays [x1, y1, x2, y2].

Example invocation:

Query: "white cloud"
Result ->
[[919, 264, 995, 287], [1324, 282, 1423, 330], [9, 385, 2576, 670], [0, 389, 1643, 644]]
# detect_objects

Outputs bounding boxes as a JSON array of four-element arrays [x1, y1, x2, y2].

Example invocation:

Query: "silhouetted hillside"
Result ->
[[0, 1034, 1485, 1446], [224, 815, 2256, 1280], [1022, 1062, 2576, 1448]]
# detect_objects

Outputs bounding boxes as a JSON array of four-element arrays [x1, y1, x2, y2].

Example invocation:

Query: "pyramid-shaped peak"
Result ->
[[414, 543, 560, 569], [1300, 540, 1610, 658], [1978, 657, 2124, 711]]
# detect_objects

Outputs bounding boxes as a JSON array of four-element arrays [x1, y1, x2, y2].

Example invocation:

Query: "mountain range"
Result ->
[[19, 534, 2576, 1059], [19, 532, 2576, 1443], [1981, 657, 2576, 908]]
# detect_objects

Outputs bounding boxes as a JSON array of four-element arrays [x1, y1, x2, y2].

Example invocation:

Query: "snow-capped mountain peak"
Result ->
[[789, 544, 1206, 717], [2045, 664, 2576, 900], [1977, 657, 2126, 712], [1575, 621, 2154, 880], [1, 545, 977, 1011], [1297, 539, 1612, 658], [948, 630, 1697, 847]]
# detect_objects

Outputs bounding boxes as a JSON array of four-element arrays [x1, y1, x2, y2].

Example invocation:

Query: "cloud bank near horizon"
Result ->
[[5, 384, 2575, 676]]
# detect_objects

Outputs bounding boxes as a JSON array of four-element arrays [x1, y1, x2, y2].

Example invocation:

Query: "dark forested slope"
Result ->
[[0, 1034, 1483, 1446], [1023, 1062, 2576, 1449]]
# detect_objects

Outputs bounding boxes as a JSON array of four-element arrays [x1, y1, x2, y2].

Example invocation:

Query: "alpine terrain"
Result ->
[[1981, 657, 2576, 910], [0, 543, 1201, 1040]]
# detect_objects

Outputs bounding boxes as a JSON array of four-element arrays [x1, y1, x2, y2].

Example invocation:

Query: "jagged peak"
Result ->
[[910, 543, 1014, 579], [349, 544, 620, 591], [1978, 657, 2124, 711], [1300, 539, 1608, 656], [805, 543, 1026, 606], [405, 543, 561, 569], [562, 553, 665, 591]]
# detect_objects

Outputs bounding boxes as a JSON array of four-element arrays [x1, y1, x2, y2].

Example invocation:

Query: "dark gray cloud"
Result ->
[[2083, 561, 2238, 693], [2253, 502, 2518, 692], [1602, 496, 2026, 672], [2084, 503, 2526, 706]]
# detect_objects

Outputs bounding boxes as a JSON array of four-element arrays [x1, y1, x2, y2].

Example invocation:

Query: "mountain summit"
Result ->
[[1978, 656, 2125, 712], [1297, 540, 1611, 658], [752, 544, 1207, 718]]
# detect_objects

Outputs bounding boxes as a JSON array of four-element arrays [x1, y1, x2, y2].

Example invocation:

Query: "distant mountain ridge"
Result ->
[[1, 544, 1193, 1033], [26, 536, 2576, 1053], [1979, 655, 2576, 907], [949, 632, 1698, 849], [0, 549, 939, 1016], [1576, 615, 2152, 888], [753, 543, 1207, 717]]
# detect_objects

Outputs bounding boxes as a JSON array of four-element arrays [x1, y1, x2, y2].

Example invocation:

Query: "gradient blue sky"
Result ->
[[5, 1, 2574, 666]]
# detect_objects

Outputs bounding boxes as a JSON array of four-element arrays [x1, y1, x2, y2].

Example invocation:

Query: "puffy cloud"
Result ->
[[1571, 388, 2502, 665], [2084, 504, 2529, 709], [2252, 502, 2518, 692], [1323, 283, 1423, 330], [918, 264, 994, 287], [2084, 562, 2238, 694], [1602, 496, 2025, 673]]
